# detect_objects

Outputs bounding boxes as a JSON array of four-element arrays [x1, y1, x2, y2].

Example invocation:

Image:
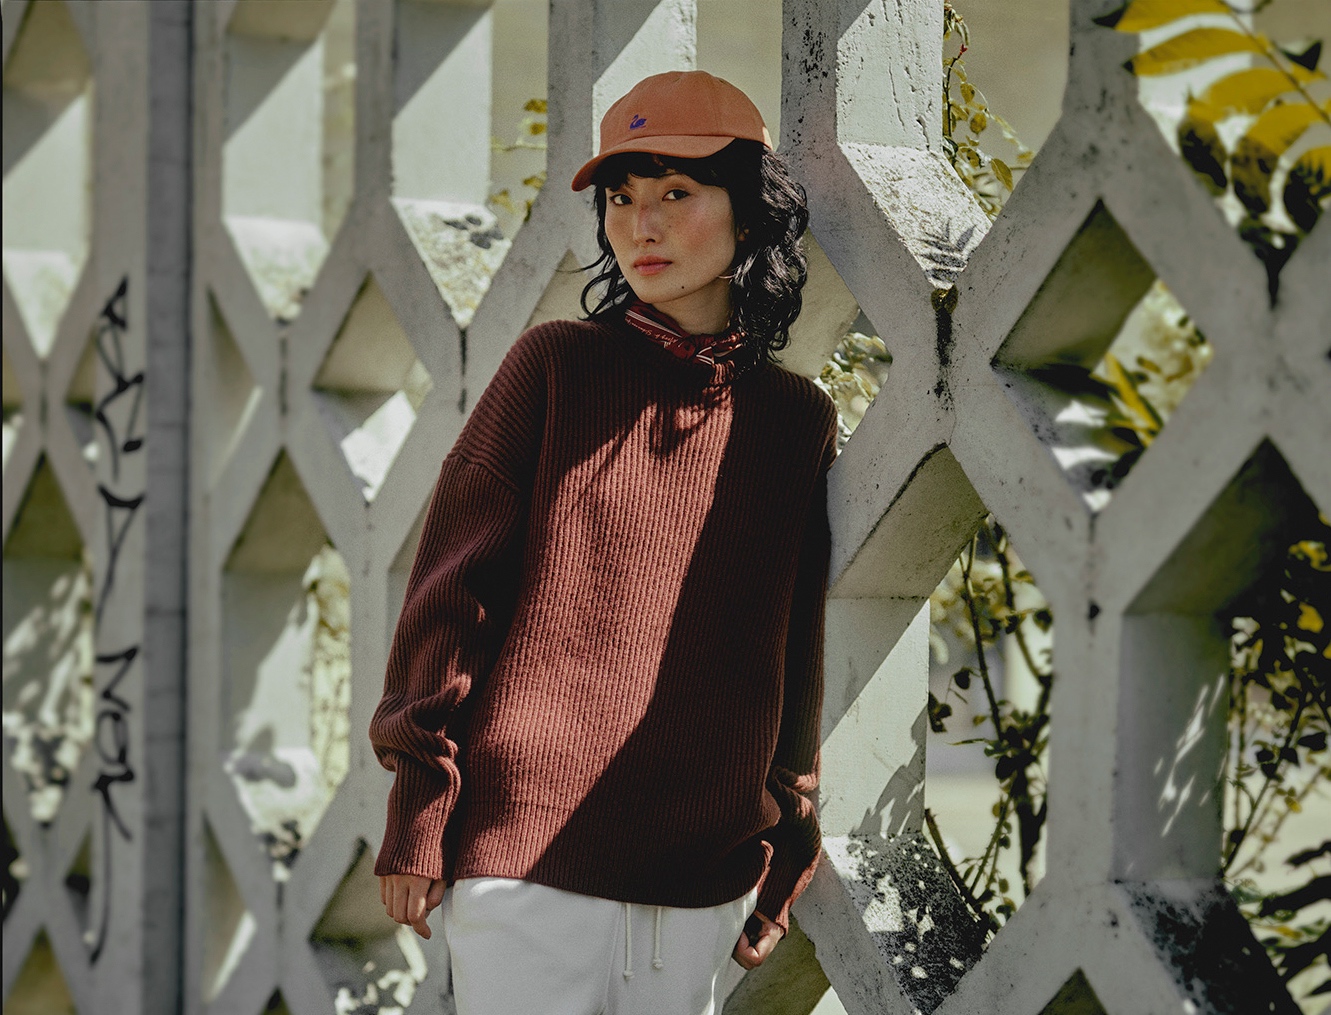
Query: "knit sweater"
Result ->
[[369, 316, 836, 930]]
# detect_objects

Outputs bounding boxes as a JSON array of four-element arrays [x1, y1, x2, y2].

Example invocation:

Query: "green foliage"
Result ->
[[925, 521, 1053, 933], [1224, 534, 1331, 1003], [813, 333, 891, 450], [1097, 0, 1331, 296], [490, 98, 548, 225], [942, 4, 1033, 220], [1085, 282, 1212, 495], [899, 12, 1331, 1001]]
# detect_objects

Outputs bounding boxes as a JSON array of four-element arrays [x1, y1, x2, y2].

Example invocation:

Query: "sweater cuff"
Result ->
[[373, 757, 458, 879], [756, 839, 820, 934]]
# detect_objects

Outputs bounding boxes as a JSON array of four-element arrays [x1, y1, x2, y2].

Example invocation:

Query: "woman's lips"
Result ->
[[633, 258, 671, 276]]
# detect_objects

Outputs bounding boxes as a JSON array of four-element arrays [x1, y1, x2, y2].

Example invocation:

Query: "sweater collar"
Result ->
[[621, 302, 759, 387]]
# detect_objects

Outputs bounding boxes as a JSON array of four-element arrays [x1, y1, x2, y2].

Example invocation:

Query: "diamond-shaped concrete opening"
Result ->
[[223, 0, 357, 323], [1103, 3, 1331, 293], [6, 930, 76, 1015], [313, 276, 433, 502], [787, 235, 891, 446], [1039, 969, 1107, 1014], [203, 295, 260, 482], [1, 0, 92, 358], [222, 453, 350, 879], [3, 812, 24, 920], [64, 334, 97, 467], [697, 0, 781, 143], [817, 447, 1054, 1010], [63, 831, 92, 948], [939, 1, 1064, 219], [926, 511, 1053, 942], [993, 202, 1212, 511], [391, 0, 545, 327], [311, 840, 430, 1014], [524, 250, 590, 332], [489, 0, 548, 234], [2, 458, 94, 825], [202, 820, 256, 1004], [1118, 441, 1326, 1010], [3, 344, 24, 470]]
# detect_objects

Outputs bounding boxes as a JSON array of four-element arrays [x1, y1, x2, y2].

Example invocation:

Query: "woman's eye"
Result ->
[[664, 188, 689, 200], [608, 193, 631, 206]]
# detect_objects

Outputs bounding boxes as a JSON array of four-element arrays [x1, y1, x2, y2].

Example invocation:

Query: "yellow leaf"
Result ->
[[523, 98, 548, 113], [528, 121, 547, 136], [1103, 353, 1162, 439], [1297, 603, 1324, 633], [1288, 798, 1302, 814], [1128, 28, 1266, 76], [1202, 67, 1325, 116], [1098, 0, 1230, 33], [1241, 101, 1327, 157], [970, 111, 988, 134], [991, 158, 1014, 190]]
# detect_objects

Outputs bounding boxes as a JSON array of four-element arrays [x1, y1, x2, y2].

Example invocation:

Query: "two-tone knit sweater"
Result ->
[[369, 316, 836, 930]]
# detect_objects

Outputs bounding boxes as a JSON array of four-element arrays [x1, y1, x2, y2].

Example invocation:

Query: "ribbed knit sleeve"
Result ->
[[369, 330, 548, 878], [757, 412, 836, 932]]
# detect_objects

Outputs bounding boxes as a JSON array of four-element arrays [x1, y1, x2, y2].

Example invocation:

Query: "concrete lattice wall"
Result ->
[[2, 1, 1328, 1014]]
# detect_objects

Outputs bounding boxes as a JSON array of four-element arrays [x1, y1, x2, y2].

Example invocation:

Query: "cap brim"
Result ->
[[570, 134, 741, 191]]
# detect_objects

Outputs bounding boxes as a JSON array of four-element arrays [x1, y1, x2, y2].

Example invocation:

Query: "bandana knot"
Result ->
[[623, 302, 745, 366]]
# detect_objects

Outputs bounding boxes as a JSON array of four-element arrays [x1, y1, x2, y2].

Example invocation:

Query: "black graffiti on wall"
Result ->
[[87, 278, 143, 964]]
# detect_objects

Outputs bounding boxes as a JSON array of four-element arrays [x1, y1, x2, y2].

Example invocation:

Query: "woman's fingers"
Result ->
[[427, 877, 447, 911], [731, 912, 783, 970], [381, 875, 438, 939], [406, 882, 432, 940]]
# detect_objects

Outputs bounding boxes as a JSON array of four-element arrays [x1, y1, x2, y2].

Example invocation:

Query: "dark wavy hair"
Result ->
[[580, 139, 809, 362]]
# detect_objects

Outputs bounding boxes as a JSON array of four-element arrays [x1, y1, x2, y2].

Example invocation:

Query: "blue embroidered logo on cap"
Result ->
[[630, 115, 647, 129]]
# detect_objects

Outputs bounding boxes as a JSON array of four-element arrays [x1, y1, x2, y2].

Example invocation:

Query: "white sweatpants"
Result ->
[[443, 877, 758, 1015]]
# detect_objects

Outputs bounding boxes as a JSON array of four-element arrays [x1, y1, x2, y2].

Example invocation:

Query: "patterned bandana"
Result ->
[[623, 301, 746, 365]]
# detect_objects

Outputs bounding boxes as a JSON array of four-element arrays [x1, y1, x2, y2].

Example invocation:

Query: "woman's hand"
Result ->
[[732, 911, 783, 969], [380, 874, 446, 939]]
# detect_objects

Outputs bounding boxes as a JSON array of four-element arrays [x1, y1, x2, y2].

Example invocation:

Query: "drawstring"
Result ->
[[623, 903, 633, 979], [652, 907, 664, 969], [623, 903, 666, 979]]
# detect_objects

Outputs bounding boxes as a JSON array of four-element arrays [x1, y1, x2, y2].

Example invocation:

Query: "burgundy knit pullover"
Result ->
[[369, 317, 836, 930]]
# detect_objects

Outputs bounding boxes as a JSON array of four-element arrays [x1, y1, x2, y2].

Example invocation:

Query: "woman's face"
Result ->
[[603, 171, 738, 335]]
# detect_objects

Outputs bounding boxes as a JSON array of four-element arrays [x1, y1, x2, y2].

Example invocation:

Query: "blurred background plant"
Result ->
[[489, 97, 548, 231], [1097, 0, 1330, 298], [812, 4, 1330, 1006]]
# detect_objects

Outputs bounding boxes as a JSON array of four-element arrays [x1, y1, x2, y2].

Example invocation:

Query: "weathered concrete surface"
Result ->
[[3, 0, 1328, 1013]]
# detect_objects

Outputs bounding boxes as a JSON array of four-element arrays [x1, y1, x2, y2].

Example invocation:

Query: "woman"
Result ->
[[370, 70, 836, 1014]]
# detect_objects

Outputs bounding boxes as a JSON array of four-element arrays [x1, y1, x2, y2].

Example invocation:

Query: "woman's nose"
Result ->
[[633, 205, 659, 243]]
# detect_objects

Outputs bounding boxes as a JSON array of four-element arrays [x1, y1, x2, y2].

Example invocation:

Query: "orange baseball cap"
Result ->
[[571, 70, 772, 191]]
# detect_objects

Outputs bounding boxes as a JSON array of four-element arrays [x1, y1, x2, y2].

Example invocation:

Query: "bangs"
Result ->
[[592, 149, 723, 191]]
